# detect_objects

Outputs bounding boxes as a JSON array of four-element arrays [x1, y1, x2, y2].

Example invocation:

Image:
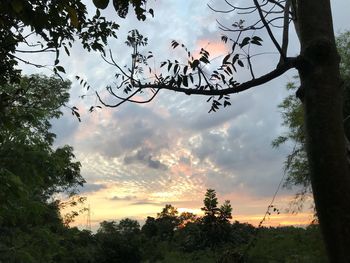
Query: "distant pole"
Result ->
[[87, 204, 91, 231]]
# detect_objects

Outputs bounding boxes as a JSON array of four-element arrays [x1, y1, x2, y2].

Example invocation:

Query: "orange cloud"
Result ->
[[195, 39, 229, 60]]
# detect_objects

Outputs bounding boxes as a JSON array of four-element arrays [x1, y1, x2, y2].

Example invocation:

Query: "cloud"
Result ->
[[79, 183, 107, 194], [47, 0, 350, 227], [124, 147, 168, 170], [110, 195, 137, 201], [130, 199, 162, 206]]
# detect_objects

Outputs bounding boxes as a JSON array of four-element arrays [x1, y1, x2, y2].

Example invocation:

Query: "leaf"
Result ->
[[240, 37, 250, 48], [183, 65, 188, 75], [221, 35, 228, 43], [96, 9, 101, 18], [182, 75, 188, 87], [223, 54, 231, 65], [224, 100, 231, 107], [66, 6, 79, 28], [191, 60, 199, 69], [189, 73, 194, 83], [113, 0, 129, 18], [252, 36, 263, 42], [171, 40, 179, 49], [237, 60, 244, 67], [232, 54, 239, 64], [174, 64, 179, 74], [200, 56, 210, 64], [56, 66, 66, 73], [251, 40, 262, 46], [64, 46, 70, 56], [225, 66, 233, 75], [93, 0, 109, 9], [149, 8, 154, 17]]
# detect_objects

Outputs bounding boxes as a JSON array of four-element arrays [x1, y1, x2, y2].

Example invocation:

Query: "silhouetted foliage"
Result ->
[[273, 31, 350, 213], [0, 0, 152, 85], [0, 75, 85, 262]]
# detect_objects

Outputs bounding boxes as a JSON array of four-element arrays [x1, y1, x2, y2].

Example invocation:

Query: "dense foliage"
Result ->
[[0, 75, 85, 262]]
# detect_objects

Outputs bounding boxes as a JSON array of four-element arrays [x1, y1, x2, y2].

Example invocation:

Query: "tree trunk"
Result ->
[[296, 1, 350, 262]]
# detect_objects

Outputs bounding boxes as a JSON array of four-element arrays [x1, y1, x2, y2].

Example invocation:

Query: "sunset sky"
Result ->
[[21, 0, 350, 230]]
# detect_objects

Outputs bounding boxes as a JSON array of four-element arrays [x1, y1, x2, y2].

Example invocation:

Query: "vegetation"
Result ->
[[84, 2, 350, 260], [0, 74, 85, 262], [0, 94, 327, 261], [273, 31, 350, 213], [0, 0, 151, 84], [1, 0, 350, 262]]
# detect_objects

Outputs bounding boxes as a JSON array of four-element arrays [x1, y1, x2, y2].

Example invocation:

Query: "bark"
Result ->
[[296, 0, 350, 262]]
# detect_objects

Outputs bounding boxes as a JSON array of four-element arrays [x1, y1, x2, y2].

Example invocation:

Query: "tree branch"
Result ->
[[253, 0, 285, 60], [135, 57, 299, 96], [278, 0, 291, 65]]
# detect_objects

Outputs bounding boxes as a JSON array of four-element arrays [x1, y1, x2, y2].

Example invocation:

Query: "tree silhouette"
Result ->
[[272, 31, 350, 214], [0, 0, 152, 85], [93, 1, 350, 261]]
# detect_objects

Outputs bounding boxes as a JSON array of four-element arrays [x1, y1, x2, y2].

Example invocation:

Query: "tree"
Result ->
[[273, 31, 350, 213], [202, 189, 219, 218], [3, 0, 348, 261], [92, 1, 350, 261], [156, 204, 180, 240], [219, 200, 233, 223], [0, 0, 152, 85], [0, 75, 85, 262], [95, 219, 142, 263], [117, 218, 140, 236], [200, 189, 233, 248], [141, 216, 158, 238]]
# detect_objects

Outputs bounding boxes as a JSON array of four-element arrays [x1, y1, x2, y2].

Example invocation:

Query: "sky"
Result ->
[[21, 0, 350, 230]]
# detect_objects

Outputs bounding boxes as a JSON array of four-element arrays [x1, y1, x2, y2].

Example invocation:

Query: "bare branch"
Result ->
[[253, 0, 285, 60], [96, 88, 142, 108], [279, 0, 291, 65]]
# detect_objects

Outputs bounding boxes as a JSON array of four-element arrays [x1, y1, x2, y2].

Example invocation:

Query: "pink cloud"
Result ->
[[195, 39, 229, 60]]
